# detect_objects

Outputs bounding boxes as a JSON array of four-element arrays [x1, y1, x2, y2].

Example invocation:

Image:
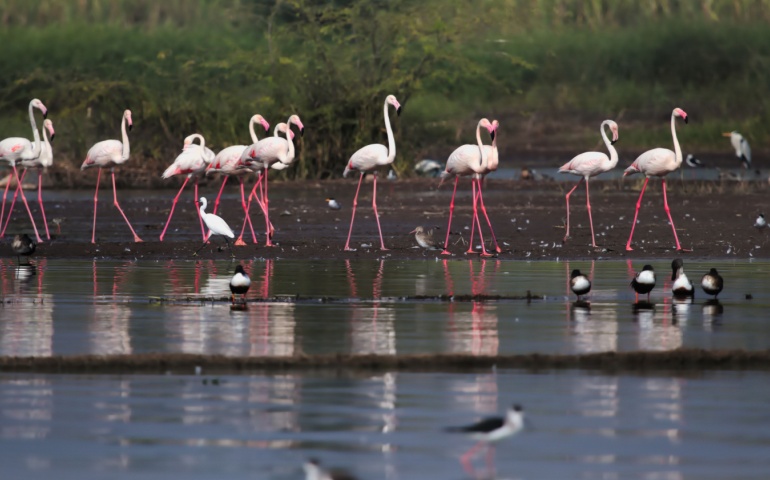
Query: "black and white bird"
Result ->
[[409, 225, 440, 250], [723, 131, 752, 169], [754, 214, 766, 230], [303, 458, 358, 480], [701, 268, 724, 298], [685, 154, 705, 168], [12, 234, 36, 265], [193, 196, 235, 257], [413, 159, 444, 177], [229, 265, 251, 304], [446, 404, 525, 477], [325, 197, 341, 210], [631, 264, 656, 302], [570, 269, 591, 300], [670, 258, 693, 297]]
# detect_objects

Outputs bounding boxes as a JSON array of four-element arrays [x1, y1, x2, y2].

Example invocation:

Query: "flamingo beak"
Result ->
[[490, 130, 496, 141], [684, 116, 688, 124], [263, 120, 270, 131], [300, 126, 305, 137], [43, 110, 48, 119], [396, 105, 402, 116]]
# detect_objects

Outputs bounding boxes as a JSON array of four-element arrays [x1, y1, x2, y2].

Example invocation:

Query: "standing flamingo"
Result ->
[[438, 118, 497, 256], [0, 98, 50, 243], [558, 120, 619, 247], [342, 96, 401, 251], [469, 119, 502, 253], [240, 114, 304, 246], [2, 118, 56, 240], [159, 133, 214, 241], [81, 109, 142, 243], [623, 108, 688, 251]]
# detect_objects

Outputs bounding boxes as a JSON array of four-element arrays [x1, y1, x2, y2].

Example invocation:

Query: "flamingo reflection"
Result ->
[[446, 260, 499, 356], [346, 259, 396, 355], [90, 261, 133, 354]]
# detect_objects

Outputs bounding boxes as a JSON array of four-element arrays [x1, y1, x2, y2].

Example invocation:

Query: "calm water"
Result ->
[[1, 259, 769, 357], [2, 369, 770, 480]]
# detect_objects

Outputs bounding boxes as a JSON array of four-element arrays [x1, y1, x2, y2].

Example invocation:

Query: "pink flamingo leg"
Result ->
[[235, 178, 258, 246], [442, 176, 459, 255], [466, 179, 477, 254], [10, 166, 42, 243], [245, 173, 274, 238], [563, 178, 582, 243], [625, 177, 650, 251], [661, 179, 684, 251], [0, 173, 11, 232], [212, 176, 228, 215], [193, 180, 206, 241], [467, 179, 490, 256], [110, 170, 143, 242], [0, 169, 26, 237], [475, 180, 501, 253], [585, 178, 597, 247], [460, 441, 485, 477], [159, 175, 190, 241], [372, 173, 388, 250], [262, 166, 273, 246], [37, 170, 50, 239], [91, 168, 101, 243], [344, 172, 365, 251]]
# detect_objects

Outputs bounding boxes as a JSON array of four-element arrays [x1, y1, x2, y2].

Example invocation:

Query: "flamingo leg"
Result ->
[[193, 179, 206, 241], [235, 178, 258, 246], [262, 167, 273, 246], [159, 175, 190, 241], [475, 179, 501, 253], [585, 177, 597, 247], [0, 173, 11, 232], [661, 179, 683, 251], [625, 177, 649, 251], [441, 176, 459, 255], [37, 170, 50, 240], [563, 178, 582, 243], [91, 168, 101, 244], [0, 169, 26, 237], [212, 176, 228, 215], [467, 179, 490, 256], [344, 172, 365, 251], [372, 172, 388, 250], [467, 179, 476, 254], [11, 166, 42, 243], [242, 172, 270, 242], [110, 169, 143, 242]]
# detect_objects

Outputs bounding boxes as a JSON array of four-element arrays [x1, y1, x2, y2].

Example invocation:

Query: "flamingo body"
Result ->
[[81, 140, 126, 170]]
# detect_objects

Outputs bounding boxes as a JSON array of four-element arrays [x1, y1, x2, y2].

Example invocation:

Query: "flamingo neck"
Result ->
[[249, 118, 259, 144], [475, 120, 488, 174], [383, 99, 396, 165], [601, 121, 618, 169], [284, 116, 295, 163], [671, 113, 682, 168], [27, 101, 42, 158], [121, 115, 130, 161]]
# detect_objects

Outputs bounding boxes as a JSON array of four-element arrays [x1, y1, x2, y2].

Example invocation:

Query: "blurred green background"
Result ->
[[1, 0, 768, 182]]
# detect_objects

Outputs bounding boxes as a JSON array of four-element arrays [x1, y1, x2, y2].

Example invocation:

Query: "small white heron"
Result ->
[[193, 196, 235, 257]]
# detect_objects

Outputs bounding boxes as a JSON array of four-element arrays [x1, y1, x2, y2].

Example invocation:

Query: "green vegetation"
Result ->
[[1, 0, 768, 181]]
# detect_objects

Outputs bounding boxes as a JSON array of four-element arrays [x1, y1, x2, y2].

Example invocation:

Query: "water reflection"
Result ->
[[90, 261, 133, 354], [0, 259, 53, 357], [347, 260, 396, 355], [444, 260, 500, 356]]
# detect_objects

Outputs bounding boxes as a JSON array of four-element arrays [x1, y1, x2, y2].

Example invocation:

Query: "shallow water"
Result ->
[[1, 259, 769, 357], [1, 369, 769, 480]]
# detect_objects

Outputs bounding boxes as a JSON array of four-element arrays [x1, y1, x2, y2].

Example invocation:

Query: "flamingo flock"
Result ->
[[0, 97, 753, 256]]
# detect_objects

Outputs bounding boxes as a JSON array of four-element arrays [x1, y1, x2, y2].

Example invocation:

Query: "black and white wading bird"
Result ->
[[409, 225, 441, 250], [229, 265, 250, 304], [685, 154, 704, 168], [631, 264, 656, 302], [723, 131, 751, 169], [446, 404, 525, 477], [303, 458, 358, 480], [570, 269, 591, 300], [701, 268, 724, 298], [754, 214, 766, 230], [671, 258, 693, 297], [12, 233, 36, 265], [193, 196, 235, 257]]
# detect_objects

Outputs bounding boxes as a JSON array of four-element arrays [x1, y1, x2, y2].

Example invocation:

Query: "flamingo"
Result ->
[[0, 98, 49, 243], [81, 109, 142, 243], [159, 133, 215, 241], [193, 196, 235, 257], [342, 95, 401, 251], [240, 114, 304, 246], [558, 120, 619, 247], [2, 118, 56, 240], [469, 119, 502, 253], [623, 108, 688, 252], [438, 118, 497, 256]]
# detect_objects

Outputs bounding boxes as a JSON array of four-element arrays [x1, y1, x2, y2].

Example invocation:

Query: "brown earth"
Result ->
[[4, 176, 770, 261]]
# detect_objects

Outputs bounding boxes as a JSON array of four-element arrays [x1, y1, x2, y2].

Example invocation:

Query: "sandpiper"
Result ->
[[410, 226, 441, 250], [671, 258, 693, 297], [570, 269, 591, 300], [12, 233, 36, 265], [631, 264, 656, 302], [701, 268, 724, 298]]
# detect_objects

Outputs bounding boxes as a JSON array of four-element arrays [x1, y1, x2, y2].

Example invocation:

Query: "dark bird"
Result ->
[[701, 268, 724, 298], [229, 265, 251, 304], [12, 234, 36, 265], [631, 264, 656, 302], [446, 404, 525, 477], [670, 258, 693, 297], [303, 458, 358, 480], [570, 269, 591, 300], [409, 225, 441, 250], [685, 154, 705, 168]]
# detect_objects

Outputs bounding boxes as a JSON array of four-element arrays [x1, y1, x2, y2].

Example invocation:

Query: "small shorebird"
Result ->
[[446, 404, 525, 477], [229, 265, 250, 304], [303, 458, 358, 480], [631, 264, 656, 302], [12, 233, 36, 265], [671, 258, 693, 297], [193, 197, 235, 257], [325, 197, 341, 210], [570, 269, 591, 300], [723, 131, 751, 169], [754, 214, 766, 230], [701, 268, 724, 298], [685, 154, 704, 168], [409, 225, 440, 250]]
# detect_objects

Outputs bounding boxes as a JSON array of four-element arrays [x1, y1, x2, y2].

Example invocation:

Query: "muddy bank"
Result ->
[[3, 177, 770, 261]]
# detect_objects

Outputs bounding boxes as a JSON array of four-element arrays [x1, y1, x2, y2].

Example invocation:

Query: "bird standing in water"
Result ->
[[12, 233, 36, 265], [631, 264, 656, 302], [410, 225, 441, 250], [570, 269, 591, 300], [723, 131, 751, 169], [754, 214, 766, 230], [229, 265, 251, 304], [193, 197, 235, 257], [671, 258, 693, 297], [701, 268, 724, 298]]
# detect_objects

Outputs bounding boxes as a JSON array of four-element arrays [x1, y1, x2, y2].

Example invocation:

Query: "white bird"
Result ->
[[754, 213, 766, 230], [723, 131, 751, 169], [325, 197, 341, 210], [685, 154, 704, 168], [303, 458, 358, 480], [193, 196, 235, 257], [414, 159, 444, 177], [570, 269, 591, 300], [343, 94, 401, 251], [671, 258, 693, 297], [229, 264, 251, 304]]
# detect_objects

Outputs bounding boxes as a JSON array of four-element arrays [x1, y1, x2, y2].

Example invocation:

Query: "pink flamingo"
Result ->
[[469, 119, 502, 253], [239, 114, 304, 247], [81, 109, 143, 243], [343, 95, 401, 251], [623, 108, 688, 251], [2, 118, 56, 240], [558, 119, 619, 247], [438, 118, 497, 256], [0, 98, 50, 243], [159, 133, 215, 241]]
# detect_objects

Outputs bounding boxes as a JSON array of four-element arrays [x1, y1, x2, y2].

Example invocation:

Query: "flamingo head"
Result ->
[[386, 95, 402, 116], [491, 119, 500, 140], [479, 118, 496, 140], [276, 123, 295, 140], [124, 109, 133, 131], [673, 108, 688, 124], [43, 119, 55, 141], [253, 114, 270, 132], [31, 98, 47, 118], [288, 114, 305, 137], [606, 120, 619, 144]]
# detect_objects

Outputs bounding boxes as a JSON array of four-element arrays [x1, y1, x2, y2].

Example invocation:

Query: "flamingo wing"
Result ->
[[162, 148, 208, 178], [0, 138, 33, 163], [82, 139, 122, 169], [211, 145, 247, 173], [559, 152, 610, 177], [345, 144, 387, 175], [247, 137, 288, 165], [625, 148, 676, 177], [444, 144, 481, 176]]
